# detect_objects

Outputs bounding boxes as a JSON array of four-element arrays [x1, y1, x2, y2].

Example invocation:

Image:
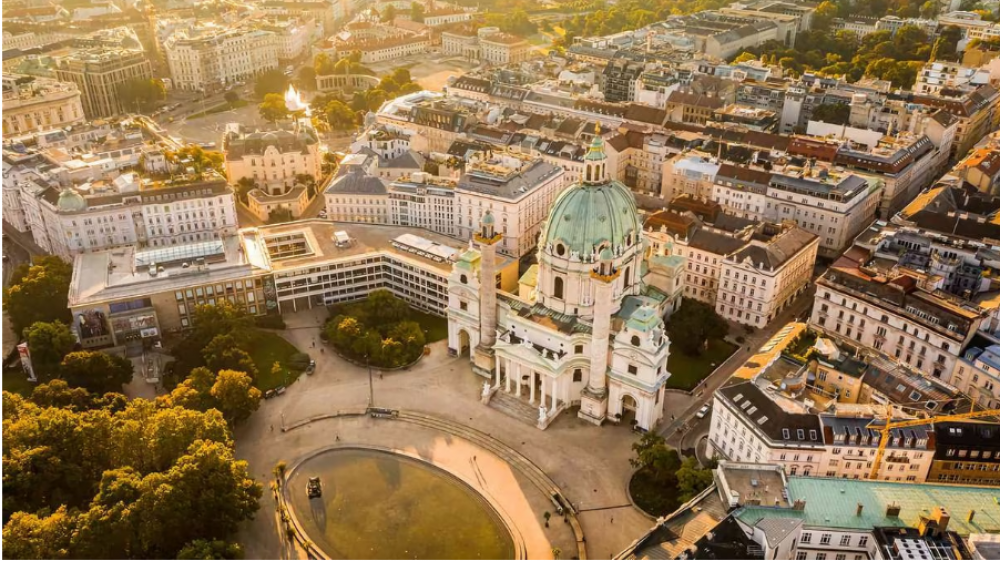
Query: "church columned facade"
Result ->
[[447, 136, 676, 431]]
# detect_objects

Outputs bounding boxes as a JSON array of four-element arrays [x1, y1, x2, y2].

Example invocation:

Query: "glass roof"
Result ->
[[134, 240, 225, 268]]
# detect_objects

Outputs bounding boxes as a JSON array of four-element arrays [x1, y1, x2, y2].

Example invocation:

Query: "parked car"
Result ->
[[317, 210, 328, 218], [695, 404, 711, 419], [307, 477, 322, 498]]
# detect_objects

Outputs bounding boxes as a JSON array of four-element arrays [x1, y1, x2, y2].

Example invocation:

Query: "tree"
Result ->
[[118, 78, 165, 112], [178, 540, 245, 560], [266, 207, 294, 224], [164, 367, 218, 411], [223, 90, 240, 105], [380, 4, 397, 21], [297, 65, 317, 91], [4, 255, 73, 335], [210, 370, 262, 424], [324, 99, 357, 130], [2, 507, 76, 559], [259, 93, 289, 123], [254, 69, 288, 98], [676, 457, 715, 502], [733, 51, 757, 64], [811, 102, 851, 125], [203, 334, 258, 379], [629, 432, 681, 486], [314, 52, 335, 75], [29, 379, 94, 411], [59, 351, 133, 394], [666, 300, 729, 356], [812, 1, 838, 30], [190, 301, 255, 350], [919, 0, 937, 19], [368, 289, 412, 325], [24, 321, 77, 380], [410, 1, 425, 22], [235, 177, 256, 204]]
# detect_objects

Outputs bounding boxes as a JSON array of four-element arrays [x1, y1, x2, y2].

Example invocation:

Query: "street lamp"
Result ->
[[365, 353, 374, 407]]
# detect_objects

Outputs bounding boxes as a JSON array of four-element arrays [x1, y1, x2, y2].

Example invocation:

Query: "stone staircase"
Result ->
[[488, 389, 542, 426]]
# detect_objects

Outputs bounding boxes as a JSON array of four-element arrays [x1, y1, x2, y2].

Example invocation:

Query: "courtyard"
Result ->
[[234, 308, 658, 559], [367, 54, 480, 92]]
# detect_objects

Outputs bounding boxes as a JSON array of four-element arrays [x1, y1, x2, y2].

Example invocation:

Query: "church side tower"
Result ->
[[473, 211, 501, 377], [579, 248, 618, 425]]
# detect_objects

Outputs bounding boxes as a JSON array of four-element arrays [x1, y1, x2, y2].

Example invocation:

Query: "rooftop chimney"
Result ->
[[793, 499, 806, 511], [968, 510, 976, 523], [887, 504, 901, 517], [857, 503, 864, 517], [933, 507, 951, 533]]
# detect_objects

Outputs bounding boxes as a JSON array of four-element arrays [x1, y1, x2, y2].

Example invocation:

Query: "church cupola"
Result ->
[[475, 210, 501, 245], [583, 134, 608, 185], [593, 246, 619, 280]]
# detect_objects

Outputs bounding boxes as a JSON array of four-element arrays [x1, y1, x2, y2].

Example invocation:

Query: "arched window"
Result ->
[[554, 276, 564, 299], [624, 266, 631, 287], [556, 243, 566, 257], [573, 369, 582, 382], [631, 335, 640, 346], [460, 274, 468, 284]]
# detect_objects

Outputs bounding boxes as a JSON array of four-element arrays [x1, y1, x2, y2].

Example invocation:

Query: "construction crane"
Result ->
[[868, 405, 1000, 480]]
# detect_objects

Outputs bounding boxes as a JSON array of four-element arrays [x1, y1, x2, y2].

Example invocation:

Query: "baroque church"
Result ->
[[446, 136, 679, 431]]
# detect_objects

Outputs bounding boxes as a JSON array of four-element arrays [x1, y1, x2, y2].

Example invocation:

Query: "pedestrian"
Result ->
[[379, 373, 383, 380], [270, 424, 274, 432], [610, 516, 614, 524], [336, 435, 340, 442]]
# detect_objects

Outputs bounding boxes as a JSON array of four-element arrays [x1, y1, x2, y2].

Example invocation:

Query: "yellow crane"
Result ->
[[868, 405, 1000, 480]]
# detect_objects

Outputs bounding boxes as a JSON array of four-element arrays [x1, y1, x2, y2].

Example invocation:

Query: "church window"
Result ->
[[460, 274, 468, 284], [554, 276, 564, 299], [631, 335, 640, 346], [575, 344, 584, 354], [460, 301, 468, 311], [573, 369, 582, 382], [627, 364, 638, 375], [624, 266, 631, 287], [556, 243, 566, 257]]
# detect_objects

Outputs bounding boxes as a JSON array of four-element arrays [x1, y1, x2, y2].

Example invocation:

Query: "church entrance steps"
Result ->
[[488, 388, 546, 427]]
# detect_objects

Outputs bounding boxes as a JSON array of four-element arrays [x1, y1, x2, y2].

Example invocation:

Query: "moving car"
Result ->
[[695, 404, 711, 419]]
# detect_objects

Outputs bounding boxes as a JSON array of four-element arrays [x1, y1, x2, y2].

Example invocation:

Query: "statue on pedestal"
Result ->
[[538, 405, 548, 423]]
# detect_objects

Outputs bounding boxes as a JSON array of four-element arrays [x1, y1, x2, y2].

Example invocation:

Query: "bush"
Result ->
[[254, 314, 287, 330]]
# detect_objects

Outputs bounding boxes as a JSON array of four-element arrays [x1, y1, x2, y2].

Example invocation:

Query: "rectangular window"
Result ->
[[820, 533, 832, 545], [840, 535, 851, 546]]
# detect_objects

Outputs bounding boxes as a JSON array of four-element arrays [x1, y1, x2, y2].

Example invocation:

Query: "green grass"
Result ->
[[3, 367, 35, 397], [409, 309, 448, 342], [247, 331, 303, 391], [187, 99, 249, 119], [667, 338, 737, 391]]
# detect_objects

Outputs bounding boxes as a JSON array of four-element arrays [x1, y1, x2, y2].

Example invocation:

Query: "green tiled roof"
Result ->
[[540, 179, 642, 257], [736, 477, 1000, 536]]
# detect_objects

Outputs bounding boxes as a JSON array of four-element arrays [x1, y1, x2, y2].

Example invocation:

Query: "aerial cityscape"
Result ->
[[4, 0, 1000, 558]]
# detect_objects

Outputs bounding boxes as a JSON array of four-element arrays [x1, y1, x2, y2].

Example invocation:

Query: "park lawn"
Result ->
[[666, 338, 737, 391], [409, 309, 449, 342], [248, 331, 303, 390]]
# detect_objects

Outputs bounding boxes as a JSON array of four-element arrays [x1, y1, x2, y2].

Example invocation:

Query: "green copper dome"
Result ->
[[540, 179, 641, 258], [57, 188, 87, 212]]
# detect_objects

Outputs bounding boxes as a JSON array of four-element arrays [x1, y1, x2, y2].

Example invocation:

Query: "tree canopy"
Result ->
[[325, 290, 426, 368], [3, 255, 73, 336], [118, 78, 165, 112], [254, 69, 289, 98], [23, 321, 77, 381], [259, 93, 289, 123], [666, 300, 729, 356], [59, 351, 134, 394], [2, 387, 260, 558]]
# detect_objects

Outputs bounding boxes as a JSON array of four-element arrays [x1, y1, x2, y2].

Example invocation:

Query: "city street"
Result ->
[[658, 283, 817, 451]]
